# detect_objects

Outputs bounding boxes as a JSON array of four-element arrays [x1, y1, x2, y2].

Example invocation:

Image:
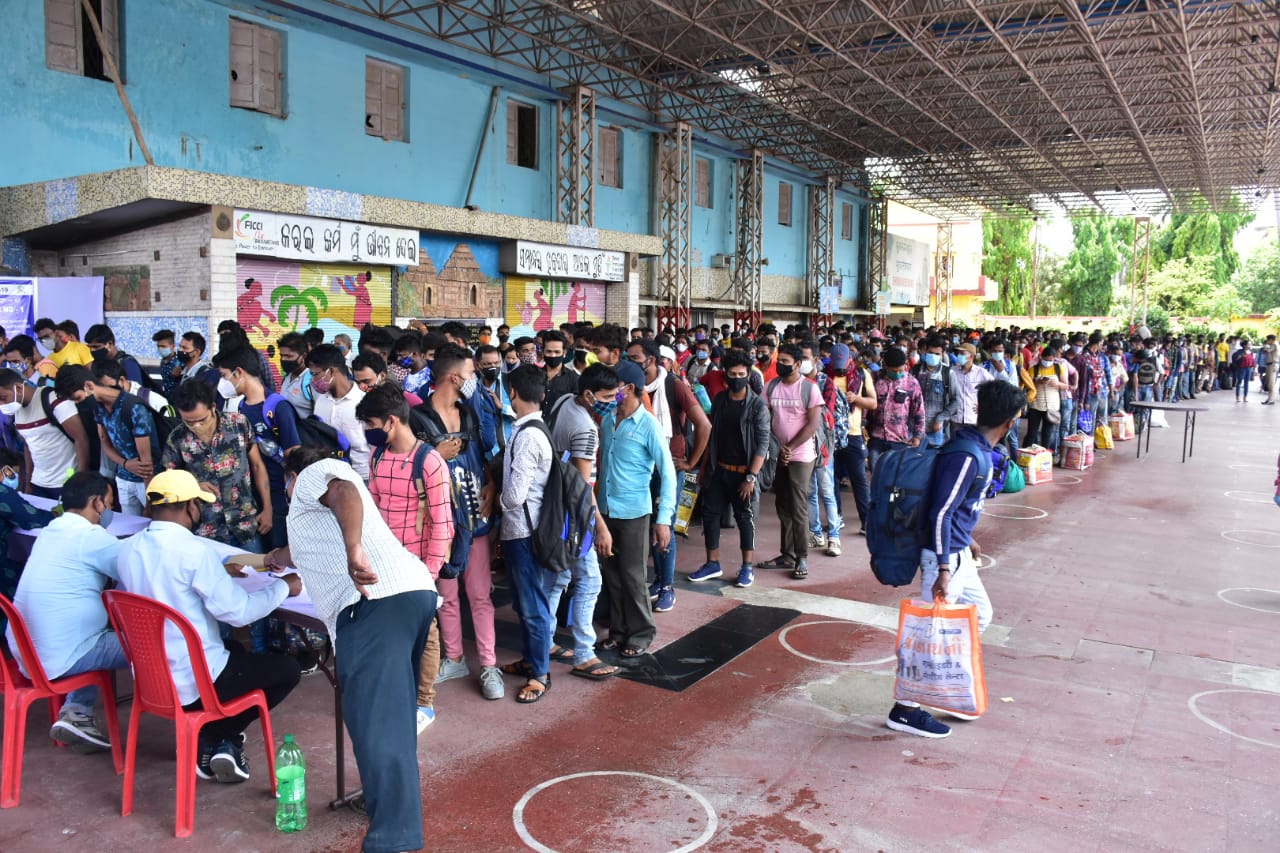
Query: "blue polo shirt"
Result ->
[[599, 404, 676, 522]]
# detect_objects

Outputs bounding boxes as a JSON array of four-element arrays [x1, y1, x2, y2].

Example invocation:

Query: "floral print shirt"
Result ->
[[869, 373, 926, 444], [160, 411, 260, 546]]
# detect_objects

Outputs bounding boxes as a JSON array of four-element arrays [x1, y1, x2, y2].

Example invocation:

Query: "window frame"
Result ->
[[365, 57, 407, 142], [507, 100, 539, 170], [694, 157, 713, 209], [778, 181, 793, 227]]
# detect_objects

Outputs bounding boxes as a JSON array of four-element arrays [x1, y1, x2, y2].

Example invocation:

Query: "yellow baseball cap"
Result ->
[[146, 470, 216, 506]]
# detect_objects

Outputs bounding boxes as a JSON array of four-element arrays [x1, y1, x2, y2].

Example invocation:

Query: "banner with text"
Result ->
[[0, 279, 34, 339], [233, 210, 419, 266], [499, 240, 626, 283], [887, 233, 931, 307]]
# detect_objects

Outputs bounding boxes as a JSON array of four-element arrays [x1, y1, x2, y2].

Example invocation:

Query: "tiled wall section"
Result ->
[[1, 238, 29, 274], [106, 313, 209, 363]]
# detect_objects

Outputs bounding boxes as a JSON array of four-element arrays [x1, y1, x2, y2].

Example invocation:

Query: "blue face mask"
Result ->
[[399, 356, 415, 369], [364, 427, 389, 448], [99, 507, 114, 530], [695, 350, 710, 361], [949, 353, 962, 365], [923, 352, 942, 368], [1, 471, 17, 490], [590, 398, 619, 418], [869, 362, 880, 373]]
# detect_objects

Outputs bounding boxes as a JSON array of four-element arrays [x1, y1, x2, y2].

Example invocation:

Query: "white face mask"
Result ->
[[799, 359, 815, 376], [217, 377, 237, 399], [0, 401, 20, 417]]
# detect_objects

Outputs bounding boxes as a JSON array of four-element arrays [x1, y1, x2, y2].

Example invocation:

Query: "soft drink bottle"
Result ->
[[275, 734, 307, 832]]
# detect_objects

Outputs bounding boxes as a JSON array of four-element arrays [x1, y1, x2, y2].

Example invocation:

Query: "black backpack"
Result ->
[[514, 419, 595, 574], [262, 393, 351, 463]]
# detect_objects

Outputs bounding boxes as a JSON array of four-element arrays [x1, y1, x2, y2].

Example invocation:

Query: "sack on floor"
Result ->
[[1002, 460, 1025, 493], [1108, 412, 1135, 441], [893, 598, 987, 718], [1094, 423, 1114, 450], [1062, 433, 1094, 470], [1016, 444, 1053, 485], [1149, 409, 1169, 429]]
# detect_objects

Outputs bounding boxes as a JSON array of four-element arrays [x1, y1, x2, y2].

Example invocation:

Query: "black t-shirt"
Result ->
[[716, 396, 748, 466]]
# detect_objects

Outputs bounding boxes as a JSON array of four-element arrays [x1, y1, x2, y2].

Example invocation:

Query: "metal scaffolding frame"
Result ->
[[935, 222, 956, 327], [866, 194, 888, 320], [556, 85, 595, 226], [807, 176, 835, 328], [733, 149, 765, 331], [1129, 216, 1154, 325], [309, 0, 1280, 218], [654, 122, 693, 333]]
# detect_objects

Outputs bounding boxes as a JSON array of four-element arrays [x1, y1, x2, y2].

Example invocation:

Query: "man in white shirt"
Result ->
[[0, 367, 91, 499], [306, 344, 370, 478], [498, 365, 556, 704], [7, 473, 124, 752], [267, 449, 437, 853], [117, 469, 302, 784]]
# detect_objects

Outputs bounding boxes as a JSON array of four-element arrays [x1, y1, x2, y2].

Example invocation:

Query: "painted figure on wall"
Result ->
[[237, 277, 277, 337], [399, 236, 504, 319], [505, 277, 605, 339]]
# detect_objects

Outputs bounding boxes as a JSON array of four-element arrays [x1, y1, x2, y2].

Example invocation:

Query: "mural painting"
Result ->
[[504, 278, 604, 338], [235, 258, 392, 380], [94, 265, 152, 311], [399, 236, 504, 319]]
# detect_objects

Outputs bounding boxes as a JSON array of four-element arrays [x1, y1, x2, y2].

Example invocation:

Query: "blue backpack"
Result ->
[[865, 437, 990, 586]]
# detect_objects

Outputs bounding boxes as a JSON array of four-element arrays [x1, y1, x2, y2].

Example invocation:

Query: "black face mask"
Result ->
[[727, 375, 749, 393], [481, 366, 501, 384], [498, 334, 509, 344], [756, 353, 771, 364], [178, 350, 195, 363], [91, 348, 112, 363], [280, 358, 300, 374], [544, 355, 564, 370], [775, 362, 795, 378]]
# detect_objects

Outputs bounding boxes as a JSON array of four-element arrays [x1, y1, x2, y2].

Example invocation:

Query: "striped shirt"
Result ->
[[367, 443, 454, 576], [286, 459, 435, 636]]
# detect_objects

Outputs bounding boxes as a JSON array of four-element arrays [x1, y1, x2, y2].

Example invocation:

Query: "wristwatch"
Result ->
[[745, 473, 758, 483]]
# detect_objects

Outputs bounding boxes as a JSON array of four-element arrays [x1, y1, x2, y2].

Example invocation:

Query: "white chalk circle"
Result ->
[[513, 771, 718, 853], [778, 620, 897, 666], [1188, 689, 1280, 750], [1220, 530, 1280, 549], [1223, 490, 1276, 504], [1054, 474, 1083, 485], [974, 553, 998, 571], [982, 504, 1048, 520], [1228, 464, 1275, 472], [1217, 587, 1280, 614]]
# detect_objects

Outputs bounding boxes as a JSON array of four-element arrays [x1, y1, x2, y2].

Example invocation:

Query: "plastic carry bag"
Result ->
[[893, 598, 987, 717], [1108, 412, 1135, 441], [1094, 423, 1114, 450], [1062, 433, 1094, 470], [1002, 460, 1025, 493]]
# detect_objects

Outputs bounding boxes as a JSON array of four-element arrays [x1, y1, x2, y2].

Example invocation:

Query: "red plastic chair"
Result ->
[[101, 590, 277, 838], [0, 594, 124, 808]]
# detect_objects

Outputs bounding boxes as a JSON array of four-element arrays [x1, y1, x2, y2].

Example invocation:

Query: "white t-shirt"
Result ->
[[16, 389, 79, 488], [313, 385, 370, 479], [286, 459, 435, 636]]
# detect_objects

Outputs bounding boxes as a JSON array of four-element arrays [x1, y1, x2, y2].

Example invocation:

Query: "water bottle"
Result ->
[[275, 734, 307, 832]]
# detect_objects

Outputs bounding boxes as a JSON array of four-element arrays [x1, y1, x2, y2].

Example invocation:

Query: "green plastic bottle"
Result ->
[[275, 735, 307, 832]]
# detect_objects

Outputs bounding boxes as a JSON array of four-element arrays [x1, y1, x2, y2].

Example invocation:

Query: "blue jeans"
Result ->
[[548, 546, 603, 666], [59, 631, 129, 717], [832, 436, 869, 527], [807, 457, 841, 537], [504, 536, 562, 677], [1135, 385, 1154, 431], [867, 438, 907, 476], [650, 471, 684, 589], [1236, 367, 1255, 398]]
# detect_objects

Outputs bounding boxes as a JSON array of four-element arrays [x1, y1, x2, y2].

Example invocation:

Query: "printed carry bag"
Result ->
[[893, 598, 987, 717]]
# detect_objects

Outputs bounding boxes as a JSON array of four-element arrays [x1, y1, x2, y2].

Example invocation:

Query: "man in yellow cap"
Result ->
[[116, 469, 303, 784]]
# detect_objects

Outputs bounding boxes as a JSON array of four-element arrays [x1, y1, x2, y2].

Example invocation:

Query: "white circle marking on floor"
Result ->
[[974, 553, 998, 571], [983, 504, 1049, 520], [513, 771, 718, 853], [1223, 490, 1275, 504], [778, 619, 897, 666], [1220, 530, 1280, 549], [1054, 474, 1083, 485], [1228, 463, 1275, 472], [1187, 689, 1280, 750], [1216, 587, 1280, 614]]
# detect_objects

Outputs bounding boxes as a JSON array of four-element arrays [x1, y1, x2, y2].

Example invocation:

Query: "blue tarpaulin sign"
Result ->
[[0, 279, 35, 339]]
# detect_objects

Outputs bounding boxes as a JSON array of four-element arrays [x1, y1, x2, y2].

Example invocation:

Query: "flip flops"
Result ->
[[549, 645, 575, 664], [570, 660, 619, 680]]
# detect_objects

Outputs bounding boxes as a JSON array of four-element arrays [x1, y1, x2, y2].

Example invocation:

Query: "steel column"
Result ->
[[733, 149, 764, 332], [556, 85, 595, 227], [654, 122, 693, 335], [866, 194, 888, 327], [807, 176, 835, 330], [935, 223, 955, 328]]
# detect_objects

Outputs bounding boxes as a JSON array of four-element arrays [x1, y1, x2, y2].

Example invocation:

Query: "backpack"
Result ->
[[830, 374, 851, 450], [986, 443, 1011, 499], [371, 439, 442, 543], [410, 400, 491, 576], [663, 372, 696, 453], [1136, 358, 1159, 387], [766, 377, 834, 466], [514, 419, 595, 574], [865, 437, 991, 587], [260, 393, 352, 463], [38, 387, 72, 441]]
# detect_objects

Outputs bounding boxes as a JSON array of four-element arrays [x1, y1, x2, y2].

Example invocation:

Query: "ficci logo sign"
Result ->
[[235, 213, 265, 239]]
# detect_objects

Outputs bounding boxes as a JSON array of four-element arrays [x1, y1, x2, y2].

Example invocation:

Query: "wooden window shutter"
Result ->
[[779, 182, 792, 226], [599, 126, 620, 187], [254, 26, 282, 115], [100, 0, 120, 80], [45, 0, 83, 75], [229, 19, 257, 108], [695, 157, 711, 208], [365, 58, 383, 136], [506, 101, 520, 164], [841, 203, 853, 240], [381, 64, 404, 141]]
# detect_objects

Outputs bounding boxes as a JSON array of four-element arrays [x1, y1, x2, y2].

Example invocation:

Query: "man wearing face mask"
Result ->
[[174, 331, 214, 386], [118, 469, 303, 782], [305, 345, 370, 479], [84, 324, 145, 386], [4, 334, 57, 388], [216, 320, 278, 395], [949, 343, 993, 429], [541, 330, 577, 416], [7, 473, 126, 753], [754, 339, 779, 384], [685, 340, 713, 383], [496, 324, 511, 346], [34, 318, 92, 370], [867, 347, 925, 473], [0, 367, 91, 498], [912, 336, 961, 448], [472, 344, 512, 456], [393, 335, 432, 397], [276, 332, 314, 419], [886, 380, 1026, 740]]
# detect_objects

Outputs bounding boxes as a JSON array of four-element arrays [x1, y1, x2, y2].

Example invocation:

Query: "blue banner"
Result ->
[[0, 279, 34, 339]]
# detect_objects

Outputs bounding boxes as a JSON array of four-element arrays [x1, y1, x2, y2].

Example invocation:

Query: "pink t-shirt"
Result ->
[[768, 377, 821, 464]]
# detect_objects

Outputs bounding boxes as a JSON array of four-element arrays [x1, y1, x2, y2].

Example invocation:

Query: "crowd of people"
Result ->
[[0, 309, 1273, 851]]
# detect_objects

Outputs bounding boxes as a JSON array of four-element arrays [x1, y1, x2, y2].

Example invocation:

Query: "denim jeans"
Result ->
[[1235, 367, 1255, 399], [1135, 385, 1155, 431], [503, 536, 563, 677], [867, 438, 907, 476], [832, 436, 869, 527], [59, 631, 129, 717], [649, 471, 684, 589], [548, 546, 603, 666], [807, 456, 841, 537]]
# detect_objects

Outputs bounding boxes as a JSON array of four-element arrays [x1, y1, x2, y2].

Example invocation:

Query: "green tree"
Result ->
[[1151, 205, 1254, 285], [1232, 242, 1280, 313], [1059, 217, 1134, 315], [981, 218, 1033, 314], [1146, 255, 1247, 320]]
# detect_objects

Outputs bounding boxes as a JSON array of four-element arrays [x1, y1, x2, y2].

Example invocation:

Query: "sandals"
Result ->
[[516, 675, 550, 704], [549, 645, 575, 664], [758, 556, 796, 570], [570, 659, 619, 680], [621, 646, 649, 658], [594, 639, 621, 652], [500, 659, 536, 677], [791, 564, 809, 580]]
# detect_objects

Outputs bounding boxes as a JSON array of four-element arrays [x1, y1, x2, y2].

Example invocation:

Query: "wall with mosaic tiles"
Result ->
[[105, 313, 210, 364]]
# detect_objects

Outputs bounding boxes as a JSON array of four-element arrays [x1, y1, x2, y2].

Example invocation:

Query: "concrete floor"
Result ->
[[4, 388, 1279, 852]]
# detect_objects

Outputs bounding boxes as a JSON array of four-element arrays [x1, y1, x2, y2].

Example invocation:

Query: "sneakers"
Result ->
[[196, 740, 217, 781], [807, 531, 827, 550], [480, 665, 505, 700], [209, 739, 251, 782], [654, 586, 676, 612], [435, 656, 470, 684], [648, 579, 662, 601], [416, 706, 436, 734], [791, 560, 808, 580], [50, 710, 110, 752], [825, 536, 842, 557], [688, 561, 723, 582], [886, 703, 952, 738], [735, 565, 754, 588]]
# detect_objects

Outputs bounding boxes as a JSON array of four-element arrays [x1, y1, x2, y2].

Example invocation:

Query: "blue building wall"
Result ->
[[690, 148, 736, 263], [763, 171, 809, 281]]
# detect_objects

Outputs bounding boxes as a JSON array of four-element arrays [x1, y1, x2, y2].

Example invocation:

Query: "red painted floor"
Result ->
[[4, 389, 1280, 851]]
